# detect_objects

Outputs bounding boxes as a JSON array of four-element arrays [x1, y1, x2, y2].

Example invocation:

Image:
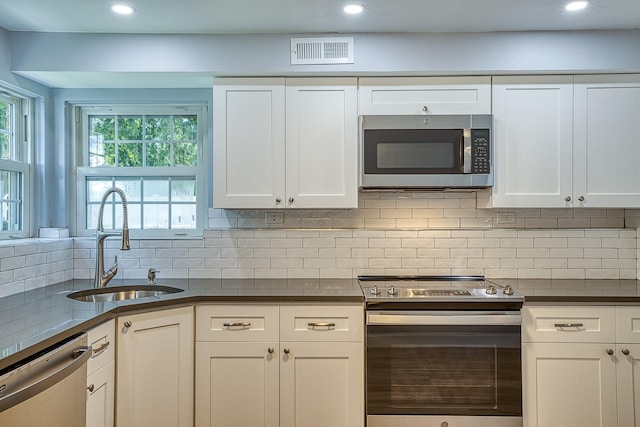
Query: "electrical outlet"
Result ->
[[265, 212, 284, 224], [496, 212, 516, 225]]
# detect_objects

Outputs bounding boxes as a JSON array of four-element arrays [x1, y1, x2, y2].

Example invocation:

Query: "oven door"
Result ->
[[366, 311, 522, 422]]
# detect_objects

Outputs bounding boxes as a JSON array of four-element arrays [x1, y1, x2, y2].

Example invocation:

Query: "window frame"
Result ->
[[75, 104, 206, 238], [0, 90, 32, 239]]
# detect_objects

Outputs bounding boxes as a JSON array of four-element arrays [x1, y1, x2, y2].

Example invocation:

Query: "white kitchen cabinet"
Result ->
[[572, 74, 640, 207], [522, 305, 640, 427], [487, 74, 640, 208], [213, 77, 358, 209], [358, 76, 492, 115], [86, 320, 115, 427], [195, 304, 364, 427], [488, 76, 574, 208], [116, 306, 194, 427]]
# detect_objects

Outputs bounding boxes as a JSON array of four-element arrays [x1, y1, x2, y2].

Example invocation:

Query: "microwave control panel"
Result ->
[[470, 129, 490, 174]]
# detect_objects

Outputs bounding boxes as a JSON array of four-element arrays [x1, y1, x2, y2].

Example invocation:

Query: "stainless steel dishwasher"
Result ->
[[0, 333, 91, 426]]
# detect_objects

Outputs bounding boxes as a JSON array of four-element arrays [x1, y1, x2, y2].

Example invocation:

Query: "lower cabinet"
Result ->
[[86, 319, 115, 427], [116, 306, 194, 427], [195, 304, 364, 427], [523, 305, 640, 427]]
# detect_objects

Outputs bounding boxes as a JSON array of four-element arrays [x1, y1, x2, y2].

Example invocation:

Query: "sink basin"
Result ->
[[67, 285, 184, 302]]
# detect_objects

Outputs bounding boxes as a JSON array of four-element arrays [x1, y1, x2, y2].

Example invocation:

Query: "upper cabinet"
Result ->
[[213, 77, 358, 209], [487, 74, 640, 208], [358, 76, 492, 115]]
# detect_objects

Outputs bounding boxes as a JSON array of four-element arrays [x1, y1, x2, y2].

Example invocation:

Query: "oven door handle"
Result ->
[[366, 311, 521, 326]]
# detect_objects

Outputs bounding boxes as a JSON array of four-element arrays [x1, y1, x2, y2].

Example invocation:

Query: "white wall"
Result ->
[[8, 30, 640, 85]]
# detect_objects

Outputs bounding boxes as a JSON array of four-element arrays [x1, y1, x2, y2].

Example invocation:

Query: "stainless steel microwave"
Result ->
[[361, 114, 493, 189]]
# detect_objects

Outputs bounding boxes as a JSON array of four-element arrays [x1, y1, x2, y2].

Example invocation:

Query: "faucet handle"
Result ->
[[147, 268, 159, 284]]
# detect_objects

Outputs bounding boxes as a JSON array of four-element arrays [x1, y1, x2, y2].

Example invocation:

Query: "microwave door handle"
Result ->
[[463, 129, 471, 173]]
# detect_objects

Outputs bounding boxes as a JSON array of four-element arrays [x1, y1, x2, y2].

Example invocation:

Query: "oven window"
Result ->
[[364, 129, 464, 174], [366, 324, 521, 416]]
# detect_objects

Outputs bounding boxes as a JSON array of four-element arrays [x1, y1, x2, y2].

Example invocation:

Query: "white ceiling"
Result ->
[[0, 0, 639, 34]]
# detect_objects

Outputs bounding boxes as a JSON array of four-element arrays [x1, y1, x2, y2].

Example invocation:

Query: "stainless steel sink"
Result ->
[[67, 285, 184, 302]]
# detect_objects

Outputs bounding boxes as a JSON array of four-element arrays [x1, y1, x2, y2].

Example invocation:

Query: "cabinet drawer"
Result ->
[[87, 319, 115, 375], [616, 307, 640, 343], [523, 306, 616, 343], [279, 305, 364, 342], [196, 305, 279, 342], [358, 76, 491, 115]]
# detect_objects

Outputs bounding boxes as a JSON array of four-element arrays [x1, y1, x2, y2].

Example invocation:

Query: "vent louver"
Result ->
[[290, 37, 354, 65]]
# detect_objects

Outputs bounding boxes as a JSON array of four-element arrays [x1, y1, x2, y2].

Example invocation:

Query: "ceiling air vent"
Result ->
[[290, 37, 354, 65]]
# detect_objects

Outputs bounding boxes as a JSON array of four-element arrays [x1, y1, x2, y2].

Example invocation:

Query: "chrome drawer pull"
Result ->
[[91, 341, 110, 357], [223, 322, 251, 328], [308, 322, 336, 329], [554, 323, 584, 328]]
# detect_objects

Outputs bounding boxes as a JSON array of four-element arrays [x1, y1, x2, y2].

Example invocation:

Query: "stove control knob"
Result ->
[[485, 285, 497, 295], [503, 285, 515, 296], [370, 285, 381, 296], [387, 286, 398, 296]]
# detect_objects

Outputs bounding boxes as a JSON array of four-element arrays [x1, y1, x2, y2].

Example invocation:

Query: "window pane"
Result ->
[[87, 178, 114, 202], [171, 178, 196, 202], [117, 143, 143, 167], [0, 170, 22, 231], [171, 204, 196, 229], [146, 142, 171, 167], [144, 179, 169, 201], [118, 116, 142, 141], [0, 133, 9, 160], [174, 116, 197, 141], [145, 116, 170, 141], [143, 204, 169, 229], [174, 142, 198, 166], [126, 203, 142, 229], [90, 116, 115, 141], [0, 102, 8, 130], [115, 179, 142, 202]]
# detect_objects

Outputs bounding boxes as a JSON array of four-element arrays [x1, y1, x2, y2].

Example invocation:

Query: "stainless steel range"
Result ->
[[360, 275, 524, 427]]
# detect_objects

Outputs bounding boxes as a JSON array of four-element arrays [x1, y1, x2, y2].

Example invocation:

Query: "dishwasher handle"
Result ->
[[0, 338, 91, 412]]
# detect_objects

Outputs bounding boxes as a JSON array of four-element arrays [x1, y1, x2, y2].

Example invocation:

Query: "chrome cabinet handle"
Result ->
[[606, 349, 614, 355], [92, 341, 110, 357], [622, 349, 630, 356], [308, 322, 336, 329], [87, 384, 95, 392], [275, 198, 282, 203], [268, 347, 275, 354], [422, 105, 430, 113], [283, 348, 290, 354], [123, 320, 132, 328], [565, 196, 571, 202], [223, 322, 251, 328], [554, 323, 584, 328], [578, 196, 585, 202], [288, 197, 294, 204]]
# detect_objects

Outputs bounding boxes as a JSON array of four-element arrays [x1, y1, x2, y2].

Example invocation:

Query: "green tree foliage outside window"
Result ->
[[89, 114, 198, 167]]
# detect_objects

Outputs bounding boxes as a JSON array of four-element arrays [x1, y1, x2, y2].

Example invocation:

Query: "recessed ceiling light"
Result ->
[[565, 1, 588, 11], [111, 4, 135, 15], [343, 4, 365, 15]]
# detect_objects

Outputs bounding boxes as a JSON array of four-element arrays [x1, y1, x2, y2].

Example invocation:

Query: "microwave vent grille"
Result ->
[[290, 37, 354, 65]]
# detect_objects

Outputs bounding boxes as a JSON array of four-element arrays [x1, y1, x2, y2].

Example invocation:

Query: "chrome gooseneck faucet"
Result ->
[[94, 187, 130, 288]]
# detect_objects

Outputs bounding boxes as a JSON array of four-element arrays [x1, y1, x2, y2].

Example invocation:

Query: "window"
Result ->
[[76, 105, 205, 237], [0, 91, 31, 238]]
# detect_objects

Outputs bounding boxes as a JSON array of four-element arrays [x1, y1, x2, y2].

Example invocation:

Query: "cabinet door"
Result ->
[[573, 74, 640, 207], [491, 76, 574, 207], [213, 77, 286, 208], [285, 78, 358, 208], [522, 342, 617, 427], [195, 342, 279, 427], [86, 360, 115, 427], [358, 76, 491, 115], [616, 343, 640, 427], [280, 341, 364, 427], [116, 307, 194, 427]]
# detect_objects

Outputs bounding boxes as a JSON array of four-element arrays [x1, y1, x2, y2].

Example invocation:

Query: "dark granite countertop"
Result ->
[[0, 277, 363, 371], [2, 277, 640, 371]]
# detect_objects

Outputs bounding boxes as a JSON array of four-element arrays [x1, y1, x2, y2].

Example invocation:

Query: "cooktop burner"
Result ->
[[358, 275, 524, 308]]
